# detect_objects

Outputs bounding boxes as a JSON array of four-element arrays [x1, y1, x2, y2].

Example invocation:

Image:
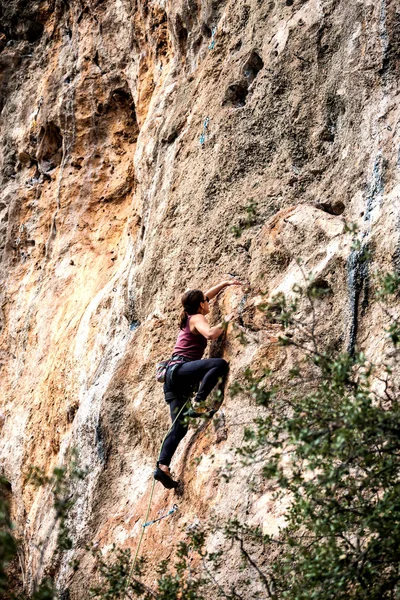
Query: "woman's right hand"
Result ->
[[223, 312, 235, 323]]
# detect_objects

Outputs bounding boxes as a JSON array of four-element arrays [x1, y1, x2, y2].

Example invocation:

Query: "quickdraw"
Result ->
[[199, 117, 210, 145], [143, 504, 179, 528], [208, 26, 217, 50]]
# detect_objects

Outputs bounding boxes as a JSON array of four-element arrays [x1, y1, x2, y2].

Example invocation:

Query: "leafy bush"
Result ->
[[230, 270, 400, 599]]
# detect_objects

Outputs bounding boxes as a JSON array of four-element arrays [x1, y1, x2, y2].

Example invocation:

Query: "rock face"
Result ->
[[0, 0, 399, 596]]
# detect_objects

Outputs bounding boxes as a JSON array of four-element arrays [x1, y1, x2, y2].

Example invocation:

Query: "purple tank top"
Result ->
[[173, 315, 207, 360]]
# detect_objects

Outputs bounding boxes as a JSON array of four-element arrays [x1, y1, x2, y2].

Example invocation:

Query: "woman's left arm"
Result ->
[[205, 279, 242, 300]]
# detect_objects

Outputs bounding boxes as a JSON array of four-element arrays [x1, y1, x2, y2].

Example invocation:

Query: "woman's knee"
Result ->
[[215, 358, 229, 374]]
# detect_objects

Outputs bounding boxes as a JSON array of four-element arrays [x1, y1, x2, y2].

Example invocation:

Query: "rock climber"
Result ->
[[154, 279, 242, 489]]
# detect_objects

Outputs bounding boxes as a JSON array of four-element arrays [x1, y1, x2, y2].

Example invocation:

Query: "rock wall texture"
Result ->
[[1, 0, 400, 596]]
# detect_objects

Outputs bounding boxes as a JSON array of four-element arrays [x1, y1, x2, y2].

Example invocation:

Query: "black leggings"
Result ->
[[158, 358, 228, 466]]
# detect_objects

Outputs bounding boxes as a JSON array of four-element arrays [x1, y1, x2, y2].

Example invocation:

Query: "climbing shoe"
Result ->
[[153, 466, 178, 489], [185, 399, 208, 418], [185, 407, 217, 419], [185, 407, 205, 418]]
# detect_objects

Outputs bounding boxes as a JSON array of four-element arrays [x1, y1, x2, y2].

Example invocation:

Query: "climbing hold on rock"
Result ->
[[18, 151, 32, 166]]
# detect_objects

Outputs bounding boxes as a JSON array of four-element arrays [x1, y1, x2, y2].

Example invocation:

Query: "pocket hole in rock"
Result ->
[[193, 36, 203, 54], [242, 51, 264, 83], [201, 23, 212, 38], [231, 40, 242, 54], [223, 83, 249, 108], [309, 278, 333, 297], [314, 200, 345, 216], [175, 14, 188, 53], [37, 123, 63, 173]]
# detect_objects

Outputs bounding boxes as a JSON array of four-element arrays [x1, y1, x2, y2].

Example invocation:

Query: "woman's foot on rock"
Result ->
[[185, 399, 208, 418], [154, 465, 178, 489]]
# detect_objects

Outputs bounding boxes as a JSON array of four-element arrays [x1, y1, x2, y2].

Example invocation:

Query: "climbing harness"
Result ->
[[143, 504, 178, 528], [156, 354, 188, 383], [199, 117, 210, 145], [123, 399, 189, 595], [208, 26, 217, 50]]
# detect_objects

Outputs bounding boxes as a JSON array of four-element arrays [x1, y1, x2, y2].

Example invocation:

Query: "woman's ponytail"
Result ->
[[179, 309, 188, 330], [178, 290, 205, 329]]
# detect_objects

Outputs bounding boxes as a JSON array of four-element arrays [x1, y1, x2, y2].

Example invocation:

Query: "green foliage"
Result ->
[[375, 272, 400, 347], [31, 580, 55, 600], [27, 456, 86, 554], [0, 476, 17, 596], [89, 546, 147, 599], [89, 532, 207, 600], [1, 453, 86, 599], [230, 271, 400, 599], [231, 199, 258, 238], [376, 272, 400, 297], [344, 223, 359, 235]]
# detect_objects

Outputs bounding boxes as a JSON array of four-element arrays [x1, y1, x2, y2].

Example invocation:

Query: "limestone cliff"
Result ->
[[1, 0, 400, 597]]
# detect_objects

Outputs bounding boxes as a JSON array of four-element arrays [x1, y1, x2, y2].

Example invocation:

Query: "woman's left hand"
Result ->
[[205, 279, 243, 301], [225, 279, 243, 287]]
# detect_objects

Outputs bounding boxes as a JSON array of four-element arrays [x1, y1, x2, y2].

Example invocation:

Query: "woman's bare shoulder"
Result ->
[[189, 313, 207, 333], [190, 314, 207, 323]]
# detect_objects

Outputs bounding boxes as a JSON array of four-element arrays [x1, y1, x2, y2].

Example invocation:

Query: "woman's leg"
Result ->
[[158, 397, 189, 467], [174, 358, 228, 403]]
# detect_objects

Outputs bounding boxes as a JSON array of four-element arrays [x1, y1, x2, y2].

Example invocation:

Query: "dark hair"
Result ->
[[179, 289, 205, 329]]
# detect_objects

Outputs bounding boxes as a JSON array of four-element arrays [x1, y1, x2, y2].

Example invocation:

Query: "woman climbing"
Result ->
[[154, 279, 242, 489]]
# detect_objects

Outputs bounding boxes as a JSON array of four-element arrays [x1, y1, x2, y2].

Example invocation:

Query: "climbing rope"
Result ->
[[199, 117, 210, 145], [208, 26, 217, 50], [123, 399, 190, 596]]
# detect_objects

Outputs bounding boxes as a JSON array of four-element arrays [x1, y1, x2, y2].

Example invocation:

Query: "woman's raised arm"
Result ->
[[204, 279, 242, 300]]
